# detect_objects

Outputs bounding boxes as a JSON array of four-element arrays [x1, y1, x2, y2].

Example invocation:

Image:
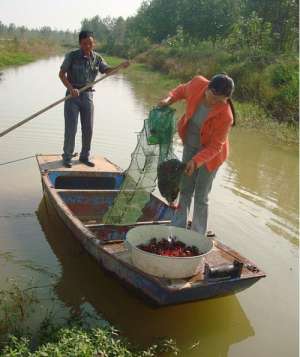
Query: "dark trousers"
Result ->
[[62, 91, 94, 161]]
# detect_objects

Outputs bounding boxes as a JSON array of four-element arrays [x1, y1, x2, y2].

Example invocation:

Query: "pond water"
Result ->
[[0, 56, 298, 356]]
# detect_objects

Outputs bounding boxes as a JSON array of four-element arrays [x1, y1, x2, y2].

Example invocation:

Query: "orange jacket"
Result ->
[[169, 75, 233, 172]]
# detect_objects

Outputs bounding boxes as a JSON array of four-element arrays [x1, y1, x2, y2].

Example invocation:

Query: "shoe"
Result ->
[[63, 160, 72, 168], [206, 230, 216, 238], [79, 158, 95, 167]]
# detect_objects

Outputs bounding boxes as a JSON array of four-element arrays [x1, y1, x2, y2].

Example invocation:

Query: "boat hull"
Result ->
[[37, 154, 266, 306]]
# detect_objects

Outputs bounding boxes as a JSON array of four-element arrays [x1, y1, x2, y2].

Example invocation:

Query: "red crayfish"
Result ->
[[137, 237, 201, 257]]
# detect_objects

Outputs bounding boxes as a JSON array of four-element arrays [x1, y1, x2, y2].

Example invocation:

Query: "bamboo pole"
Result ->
[[0, 62, 127, 138]]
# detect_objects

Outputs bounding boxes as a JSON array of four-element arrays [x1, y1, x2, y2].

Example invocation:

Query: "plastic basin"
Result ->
[[126, 225, 213, 279]]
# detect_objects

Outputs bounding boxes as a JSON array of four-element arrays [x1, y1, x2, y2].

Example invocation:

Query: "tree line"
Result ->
[[81, 0, 299, 57], [0, 21, 77, 45], [81, 0, 298, 125]]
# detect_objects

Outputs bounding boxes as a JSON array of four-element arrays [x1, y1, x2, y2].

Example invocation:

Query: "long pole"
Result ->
[[0, 62, 127, 138]]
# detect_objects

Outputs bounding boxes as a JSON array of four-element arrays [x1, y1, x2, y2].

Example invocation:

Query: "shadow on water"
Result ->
[[36, 196, 254, 356]]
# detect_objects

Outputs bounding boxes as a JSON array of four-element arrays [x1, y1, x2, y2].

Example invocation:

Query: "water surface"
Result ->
[[0, 57, 298, 356]]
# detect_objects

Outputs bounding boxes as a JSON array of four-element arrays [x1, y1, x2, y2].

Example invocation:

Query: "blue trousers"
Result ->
[[62, 91, 94, 161], [172, 145, 218, 235]]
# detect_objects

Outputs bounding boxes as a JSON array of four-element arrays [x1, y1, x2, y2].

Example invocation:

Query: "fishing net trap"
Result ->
[[102, 106, 185, 225]]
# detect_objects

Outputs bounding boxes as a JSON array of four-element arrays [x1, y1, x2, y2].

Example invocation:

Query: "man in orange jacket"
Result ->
[[159, 74, 235, 235]]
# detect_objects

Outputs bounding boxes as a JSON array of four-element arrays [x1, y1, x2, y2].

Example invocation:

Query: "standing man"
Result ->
[[59, 30, 129, 168]]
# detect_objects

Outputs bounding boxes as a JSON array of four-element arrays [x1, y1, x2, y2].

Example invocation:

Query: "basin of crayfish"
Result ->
[[126, 225, 213, 279]]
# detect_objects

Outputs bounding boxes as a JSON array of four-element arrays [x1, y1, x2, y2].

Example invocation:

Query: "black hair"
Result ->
[[208, 73, 236, 126], [79, 30, 94, 42]]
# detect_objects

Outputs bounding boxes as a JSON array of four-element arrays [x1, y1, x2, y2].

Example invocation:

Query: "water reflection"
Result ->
[[225, 129, 299, 245], [37, 197, 254, 356]]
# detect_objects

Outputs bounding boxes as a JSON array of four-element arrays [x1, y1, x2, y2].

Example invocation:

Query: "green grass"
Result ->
[[103, 55, 125, 67], [125, 62, 179, 91], [0, 282, 179, 356], [2, 326, 178, 357], [0, 47, 125, 71], [0, 51, 34, 69], [236, 102, 298, 145], [0, 39, 63, 70]]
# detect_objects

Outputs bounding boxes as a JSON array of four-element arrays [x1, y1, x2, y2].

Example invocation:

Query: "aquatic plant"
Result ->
[[0, 282, 179, 356]]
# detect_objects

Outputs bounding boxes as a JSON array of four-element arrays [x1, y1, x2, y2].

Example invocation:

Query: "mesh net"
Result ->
[[102, 106, 176, 225]]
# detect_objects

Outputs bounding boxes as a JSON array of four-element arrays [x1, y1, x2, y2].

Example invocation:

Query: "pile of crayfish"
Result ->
[[137, 237, 201, 257]]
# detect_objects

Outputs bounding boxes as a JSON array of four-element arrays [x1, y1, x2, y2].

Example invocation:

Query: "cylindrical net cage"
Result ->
[[102, 106, 176, 225]]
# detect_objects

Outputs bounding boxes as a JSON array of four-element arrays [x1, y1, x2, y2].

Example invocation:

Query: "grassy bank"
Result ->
[[0, 38, 64, 70], [0, 282, 178, 356], [235, 102, 298, 144], [106, 54, 298, 145], [103, 54, 125, 67]]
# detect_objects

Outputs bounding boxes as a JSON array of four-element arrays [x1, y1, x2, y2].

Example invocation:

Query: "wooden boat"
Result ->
[[36, 154, 265, 306]]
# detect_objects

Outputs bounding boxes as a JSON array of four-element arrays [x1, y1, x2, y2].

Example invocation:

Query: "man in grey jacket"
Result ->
[[59, 30, 129, 168]]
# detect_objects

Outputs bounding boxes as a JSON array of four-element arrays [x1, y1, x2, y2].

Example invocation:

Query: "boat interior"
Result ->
[[36, 155, 265, 291]]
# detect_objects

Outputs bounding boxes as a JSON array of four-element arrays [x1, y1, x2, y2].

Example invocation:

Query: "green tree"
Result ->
[[226, 12, 273, 52], [179, 0, 242, 43], [243, 0, 299, 51], [81, 16, 109, 45]]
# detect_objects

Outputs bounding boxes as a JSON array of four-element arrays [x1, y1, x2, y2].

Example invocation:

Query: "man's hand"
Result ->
[[158, 96, 172, 107], [69, 87, 80, 97], [185, 160, 196, 176], [59, 69, 79, 96]]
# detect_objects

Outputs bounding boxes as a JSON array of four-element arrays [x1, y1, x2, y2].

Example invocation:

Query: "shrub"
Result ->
[[1, 326, 179, 357], [0, 283, 179, 357]]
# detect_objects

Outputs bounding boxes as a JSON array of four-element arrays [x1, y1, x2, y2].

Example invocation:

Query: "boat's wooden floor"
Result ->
[[36, 154, 122, 173], [103, 239, 262, 290]]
